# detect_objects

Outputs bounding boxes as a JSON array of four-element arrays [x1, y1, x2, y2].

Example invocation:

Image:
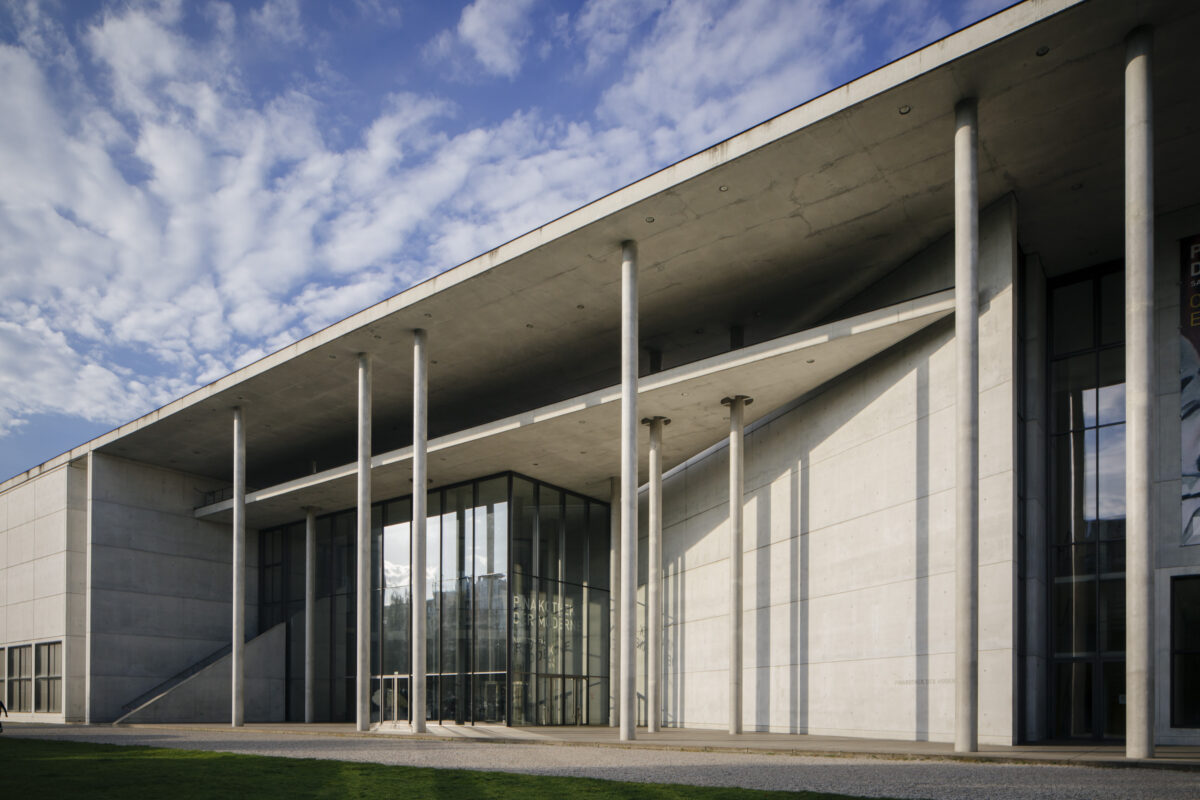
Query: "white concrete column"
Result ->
[[608, 476, 621, 728], [619, 240, 639, 741], [231, 406, 246, 728], [954, 97, 980, 754], [411, 329, 429, 732], [1124, 25, 1155, 761], [304, 507, 316, 723], [642, 416, 668, 732], [356, 353, 372, 732], [722, 396, 749, 735]]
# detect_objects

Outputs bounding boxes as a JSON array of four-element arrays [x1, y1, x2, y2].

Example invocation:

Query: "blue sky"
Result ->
[[0, 0, 1011, 481]]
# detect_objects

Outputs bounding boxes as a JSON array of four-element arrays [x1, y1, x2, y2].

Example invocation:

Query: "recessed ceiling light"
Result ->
[[898, 104, 912, 115], [718, 185, 729, 192], [806, 359, 815, 364], [645, 216, 655, 223], [1036, 45, 1049, 57]]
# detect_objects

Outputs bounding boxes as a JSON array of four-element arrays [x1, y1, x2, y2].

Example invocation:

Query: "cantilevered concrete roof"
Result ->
[[195, 291, 953, 527], [4, 0, 1198, 499]]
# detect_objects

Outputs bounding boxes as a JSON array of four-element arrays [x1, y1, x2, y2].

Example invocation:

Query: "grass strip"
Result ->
[[0, 735, 887, 800]]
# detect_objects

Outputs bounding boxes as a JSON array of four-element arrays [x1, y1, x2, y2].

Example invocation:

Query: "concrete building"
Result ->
[[2, 0, 1198, 757]]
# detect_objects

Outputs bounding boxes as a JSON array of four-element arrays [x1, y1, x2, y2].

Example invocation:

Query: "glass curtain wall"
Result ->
[[510, 476, 610, 726], [1047, 266, 1126, 739], [263, 471, 608, 726]]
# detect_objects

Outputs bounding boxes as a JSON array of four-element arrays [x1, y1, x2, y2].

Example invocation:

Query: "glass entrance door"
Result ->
[[1047, 267, 1126, 739], [379, 674, 409, 723]]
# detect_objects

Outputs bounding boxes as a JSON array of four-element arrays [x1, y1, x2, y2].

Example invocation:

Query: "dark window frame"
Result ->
[[1171, 574, 1200, 728]]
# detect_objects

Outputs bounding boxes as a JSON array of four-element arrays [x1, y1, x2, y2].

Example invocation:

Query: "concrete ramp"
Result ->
[[114, 623, 285, 724]]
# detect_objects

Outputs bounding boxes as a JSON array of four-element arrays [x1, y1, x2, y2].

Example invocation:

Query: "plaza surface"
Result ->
[[4, 723, 1198, 800]]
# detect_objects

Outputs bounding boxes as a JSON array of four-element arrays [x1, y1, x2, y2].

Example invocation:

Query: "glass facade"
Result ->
[[1047, 267, 1126, 739], [260, 472, 609, 725]]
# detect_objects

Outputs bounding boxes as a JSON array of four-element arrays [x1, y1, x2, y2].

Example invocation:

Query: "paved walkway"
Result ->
[[4, 722, 1199, 800]]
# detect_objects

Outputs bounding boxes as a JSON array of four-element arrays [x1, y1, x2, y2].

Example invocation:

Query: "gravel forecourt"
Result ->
[[6, 725, 1198, 800]]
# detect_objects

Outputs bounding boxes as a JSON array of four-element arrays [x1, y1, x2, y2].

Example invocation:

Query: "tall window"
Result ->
[[1048, 267, 1126, 739], [35, 642, 61, 713], [1172, 575, 1200, 727], [7, 645, 32, 712], [262, 471, 608, 726]]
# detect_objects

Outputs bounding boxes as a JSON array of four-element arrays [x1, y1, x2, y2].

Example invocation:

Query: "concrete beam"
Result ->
[[1124, 25, 1155, 761]]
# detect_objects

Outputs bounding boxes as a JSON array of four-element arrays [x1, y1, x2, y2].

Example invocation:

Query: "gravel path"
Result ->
[[6, 725, 1198, 800]]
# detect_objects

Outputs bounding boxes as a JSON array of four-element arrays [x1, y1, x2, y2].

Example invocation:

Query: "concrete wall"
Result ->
[[119, 622, 285, 724], [0, 460, 87, 723], [640, 198, 1019, 744], [88, 453, 259, 723]]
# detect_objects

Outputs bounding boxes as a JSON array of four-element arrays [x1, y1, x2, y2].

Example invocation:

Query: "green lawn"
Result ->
[[0, 736, 886, 800]]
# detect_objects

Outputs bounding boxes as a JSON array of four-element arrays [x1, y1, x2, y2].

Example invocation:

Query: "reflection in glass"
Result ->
[[1054, 661, 1093, 738], [1096, 425, 1126, 528], [1052, 355, 1097, 433], [1054, 579, 1096, 657], [1052, 431, 1097, 543], [1097, 348, 1125, 425], [262, 472, 608, 726], [1051, 281, 1095, 355], [1048, 269, 1127, 739]]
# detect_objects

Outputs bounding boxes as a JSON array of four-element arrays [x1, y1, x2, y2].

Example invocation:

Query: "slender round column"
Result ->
[[642, 416, 669, 732], [231, 406, 245, 728], [609, 476, 621, 728], [356, 353, 372, 732], [412, 329, 428, 732], [722, 396, 750, 735], [304, 507, 316, 723], [953, 97, 980, 754], [619, 241, 639, 741], [1124, 26, 1155, 761]]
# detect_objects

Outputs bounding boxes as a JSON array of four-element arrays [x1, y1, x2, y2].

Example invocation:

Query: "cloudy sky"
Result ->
[[0, 0, 1010, 480]]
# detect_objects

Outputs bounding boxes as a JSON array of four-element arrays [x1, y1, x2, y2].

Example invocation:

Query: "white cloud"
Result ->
[[453, 0, 538, 78], [250, 0, 306, 45], [574, 0, 665, 73]]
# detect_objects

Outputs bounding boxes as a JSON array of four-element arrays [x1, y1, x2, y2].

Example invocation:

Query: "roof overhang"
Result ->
[[196, 290, 953, 527], [5, 0, 1197, 495]]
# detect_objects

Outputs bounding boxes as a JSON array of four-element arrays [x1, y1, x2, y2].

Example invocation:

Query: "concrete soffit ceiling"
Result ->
[[195, 290, 954, 528]]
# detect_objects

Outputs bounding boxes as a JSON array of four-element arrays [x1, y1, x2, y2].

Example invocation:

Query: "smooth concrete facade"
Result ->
[[86, 454, 259, 724], [0, 460, 86, 722], [632, 199, 1019, 743], [0, 0, 1198, 752]]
